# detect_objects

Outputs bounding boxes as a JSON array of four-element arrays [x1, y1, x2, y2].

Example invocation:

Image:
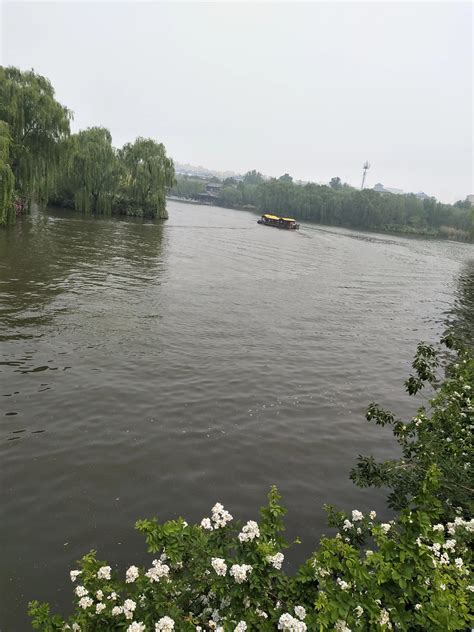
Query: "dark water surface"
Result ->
[[0, 202, 472, 629]]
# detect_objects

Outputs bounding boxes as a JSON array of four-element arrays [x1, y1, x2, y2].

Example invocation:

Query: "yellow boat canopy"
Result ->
[[262, 214, 296, 222]]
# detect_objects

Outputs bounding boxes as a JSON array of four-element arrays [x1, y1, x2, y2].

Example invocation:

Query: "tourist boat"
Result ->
[[257, 214, 300, 230]]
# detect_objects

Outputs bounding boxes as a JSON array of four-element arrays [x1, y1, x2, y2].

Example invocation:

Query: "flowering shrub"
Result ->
[[28, 340, 473, 630], [28, 476, 473, 631]]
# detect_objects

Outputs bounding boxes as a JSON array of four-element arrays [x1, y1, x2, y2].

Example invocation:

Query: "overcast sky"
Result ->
[[1, 1, 472, 202]]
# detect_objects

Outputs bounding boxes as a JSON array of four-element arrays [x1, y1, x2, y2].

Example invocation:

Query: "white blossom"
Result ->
[[294, 606, 306, 620], [234, 622, 247, 632], [155, 616, 175, 631], [210, 503, 233, 529], [108, 591, 118, 601], [334, 621, 351, 632], [229, 564, 252, 583], [256, 608, 268, 618], [369, 511, 377, 520], [354, 606, 363, 618], [145, 559, 170, 583], [351, 510, 363, 522], [379, 609, 392, 628], [432, 524, 444, 532], [238, 520, 260, 542], [267, 552, 284, 570], [74, 585, 88, 598], [126, 565, 140, 583], [365, 550, 374, 557], [444, 539, 456, 551], [454, 557, 463, 569], [97, 566, 112, 580], [467, 585, 474, 592], [78, 596, 93, 610], [127, 624, 146, 632], [70, 570, 81, 582], [112, 606, 124, 615], [211, 558, 227, 576], [278, 613, 307, 631], [342, 519, 353, 531], [414, 604, 422, 611], [201, 518, 213, 530], [337, 577, 351, 591], [96, 602, 106, 614], [96, 590, 103, 600], [124, 599, 137, 620], [380, 523, 391, 534]]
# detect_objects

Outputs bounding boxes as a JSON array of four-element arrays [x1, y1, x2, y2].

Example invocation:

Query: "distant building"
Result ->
[[205, 183, 223, 195], [373, 183, 404, 195], [466, 194, 474, 206], [195, 182, 223, 204], [415, 191, 430, 200]]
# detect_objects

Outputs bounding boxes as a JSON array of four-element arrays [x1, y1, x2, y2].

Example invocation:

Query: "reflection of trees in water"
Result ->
[[0, 209, 166, 340], [444, 260, 474, 351]]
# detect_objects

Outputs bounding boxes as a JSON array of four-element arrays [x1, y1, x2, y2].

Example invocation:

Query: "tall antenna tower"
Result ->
[[361, 161, 370, 190]]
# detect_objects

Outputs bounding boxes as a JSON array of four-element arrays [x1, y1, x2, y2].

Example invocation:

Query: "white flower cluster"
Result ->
[[123, 599, 137, 620], [294, 606, 306, 620], [379, 608, 392, 629], [127, 623, 146, 632], [354, 606, 363, 618], [351, 510, 363, 522], [447, 517, 474, 535], [336, 577, 351, 591], [78, 596, 93, 610], [211, 557, 227, 576], [380, 523, 391, 534], [234, 622, 247, 632], [75, 585, 88, 598], [155, 616, 175, 631], [145, 559, 170, 583], [70, 570, 81, 582], [201, 503, 233, 530], [96, 602, 106, 614], [278, 613, 307, 631], [335, 621, 351, 632], [126, 565, 140, 583], [238, 520, 260, 542], [97, 565, 112, 580], [229, 563, 252, 583], [267, 552, 284, 570]]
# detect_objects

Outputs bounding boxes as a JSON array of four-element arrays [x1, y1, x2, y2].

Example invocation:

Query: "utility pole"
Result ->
[[361, 161, 370, 190]]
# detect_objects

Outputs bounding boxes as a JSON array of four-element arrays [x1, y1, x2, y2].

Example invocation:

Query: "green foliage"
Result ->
[[351, 338, 473, 516], [60, 127, 121, 215], [0, 65, 72, 211], [0, 120, 15, 225], [117, 138, 175, 219]]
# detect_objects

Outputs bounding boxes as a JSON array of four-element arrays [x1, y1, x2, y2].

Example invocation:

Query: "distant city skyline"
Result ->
[[2, 1, 472, 203]]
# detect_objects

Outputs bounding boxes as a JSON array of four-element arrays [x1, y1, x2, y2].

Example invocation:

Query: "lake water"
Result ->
[[0, 201, 472, 630]]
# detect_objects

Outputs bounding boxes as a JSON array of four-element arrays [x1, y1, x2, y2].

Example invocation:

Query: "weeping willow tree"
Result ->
[[0, 121, 15, 225], [63, 127, 121, 215], [118, 137, 175, 218], [0, 66, 72, 212]]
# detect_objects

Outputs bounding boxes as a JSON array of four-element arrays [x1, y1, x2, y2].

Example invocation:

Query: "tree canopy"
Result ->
[[0, 66, 72, 207], [118, 138, 175, 219]]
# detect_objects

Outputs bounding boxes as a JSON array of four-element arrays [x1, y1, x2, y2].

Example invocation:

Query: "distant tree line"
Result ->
[[0, 66, 174, 225], [171, 171, 473, 241]]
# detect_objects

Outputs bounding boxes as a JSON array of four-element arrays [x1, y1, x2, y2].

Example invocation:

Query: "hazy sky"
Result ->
[[1, 1, 472, 202]]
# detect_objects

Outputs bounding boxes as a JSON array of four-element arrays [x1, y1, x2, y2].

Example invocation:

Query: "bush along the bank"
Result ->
[[28, 341, 473, 631]]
